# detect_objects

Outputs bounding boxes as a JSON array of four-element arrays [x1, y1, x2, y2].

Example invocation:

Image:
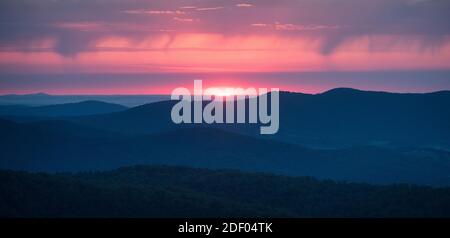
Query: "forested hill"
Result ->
[[1, 165, 450, 218]]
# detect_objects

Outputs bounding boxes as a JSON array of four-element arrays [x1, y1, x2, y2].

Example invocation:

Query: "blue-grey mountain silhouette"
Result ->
[[0, 100, 128, 117]]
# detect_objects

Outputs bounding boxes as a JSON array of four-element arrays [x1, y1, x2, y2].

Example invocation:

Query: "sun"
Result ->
[[205, 87, 237, 97]]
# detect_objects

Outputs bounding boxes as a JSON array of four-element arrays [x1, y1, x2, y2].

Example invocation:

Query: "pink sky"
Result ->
[[0, 0, 449, 93]]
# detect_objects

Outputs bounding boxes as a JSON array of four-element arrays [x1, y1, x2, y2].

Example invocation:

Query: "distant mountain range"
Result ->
[[57, 88, 450, 149], [2, 165, 450, 218], [0, 93, 168, 107], [0, 100, 128, 117], [1, 118, 449, 185], [1, 88, 449, 186]]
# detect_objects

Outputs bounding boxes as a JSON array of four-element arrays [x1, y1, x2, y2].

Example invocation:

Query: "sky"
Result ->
[[0, 0, 449, 94]]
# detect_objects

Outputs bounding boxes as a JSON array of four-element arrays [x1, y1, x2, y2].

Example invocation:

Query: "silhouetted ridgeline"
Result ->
[[1, 118, 450, 185], [1, 88, 450, 186], [3, 89, 450, 148], [59, 89, 450, 148], [1, 165, 450, 218], [0, 100, 128, 117], [0, 93, 168, 107]]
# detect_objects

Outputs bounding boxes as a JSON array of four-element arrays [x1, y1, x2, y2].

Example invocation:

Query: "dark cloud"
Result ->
[[0, 0, 449, 56]]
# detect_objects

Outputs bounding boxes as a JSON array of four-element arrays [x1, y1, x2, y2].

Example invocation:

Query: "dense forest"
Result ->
[[1, 165, 450, 218]]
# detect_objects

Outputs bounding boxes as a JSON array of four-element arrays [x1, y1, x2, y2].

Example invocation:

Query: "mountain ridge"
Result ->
[[0, 100, 128, 117], [58, 90, 450, 149], [1, 119, 450, 186]]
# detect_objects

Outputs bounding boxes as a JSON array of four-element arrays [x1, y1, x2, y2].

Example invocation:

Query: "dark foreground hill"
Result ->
[[1, 119, 450, 186], [1, 165, 450, 218]]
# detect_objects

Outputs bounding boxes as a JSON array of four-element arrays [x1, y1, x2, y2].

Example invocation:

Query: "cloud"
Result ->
[[196, 7, 224, 11], [53, 22, 106, 31], [125, 9, 185, 15], [173, 17, 196, 22], [407, 0, 431, 5], [251, 23, 269, 27], [252, 22, 341, 31], [236, 3, 253, 7], [0, 0, 449, 56], [179, 6, 197, 9]]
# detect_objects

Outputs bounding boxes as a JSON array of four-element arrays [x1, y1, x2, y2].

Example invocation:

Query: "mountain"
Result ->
[[0, 92, 50, 99], [0, 100, 128, 117], [51, 89, 450, 149], [1, 165, 450, 217], [1, 119, 450, 186], [0, 93, 168, 107], [1, 88, 448, 218], [275, 89, 450, 148], [71, 100, 179, 134]]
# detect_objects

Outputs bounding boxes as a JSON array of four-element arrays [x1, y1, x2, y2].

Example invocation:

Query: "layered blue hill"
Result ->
[[58, 89, 450, 149], [0, 100, 128, 117], [1, 118, 450, 186], [1, 88, 450, 186]]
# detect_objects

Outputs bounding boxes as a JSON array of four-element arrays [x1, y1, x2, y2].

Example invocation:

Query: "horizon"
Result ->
[[1, 70, 450, 95], [2, 86, 450, 97]]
